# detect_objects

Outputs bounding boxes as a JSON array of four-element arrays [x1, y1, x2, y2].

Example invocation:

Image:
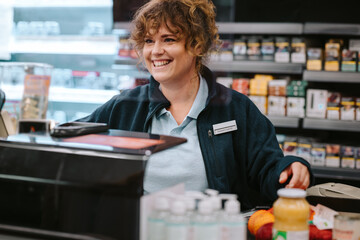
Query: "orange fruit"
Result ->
[[248, 210, 275, 235]]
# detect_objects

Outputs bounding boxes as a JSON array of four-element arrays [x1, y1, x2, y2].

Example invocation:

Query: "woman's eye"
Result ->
[[165, 38, 176, 42], [144, 39, 153, 44]]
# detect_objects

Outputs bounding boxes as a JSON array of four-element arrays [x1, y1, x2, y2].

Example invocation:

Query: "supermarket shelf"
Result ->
[[2, 84, 117, 104], [304, 23, 360, 36], [113, 22, 303, 35], [303, 118, 360, 132], [13, 0, 112, 8], [267, 116, 300, 128], [303, 70, 360, 83], [207, 61, 304, 74], [217, 22, 303, 35], [312, 166, 360, 181], [10, 36, 117, 55]]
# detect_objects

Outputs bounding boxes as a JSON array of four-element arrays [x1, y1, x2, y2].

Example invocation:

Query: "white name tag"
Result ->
[[213, 120, 237, 135]]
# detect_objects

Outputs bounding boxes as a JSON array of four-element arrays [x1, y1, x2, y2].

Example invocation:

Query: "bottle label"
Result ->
[[272, 229, 309, 240]]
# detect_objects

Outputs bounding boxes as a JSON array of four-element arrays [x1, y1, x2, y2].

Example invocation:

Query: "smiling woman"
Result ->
[[78, 0, 313, 210]]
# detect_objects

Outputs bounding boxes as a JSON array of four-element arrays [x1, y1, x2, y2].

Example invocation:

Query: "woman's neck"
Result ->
[[160, 74, 200, 125]]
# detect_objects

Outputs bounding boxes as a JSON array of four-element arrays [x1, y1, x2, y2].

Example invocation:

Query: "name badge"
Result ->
[[213, 120, 237, 135]]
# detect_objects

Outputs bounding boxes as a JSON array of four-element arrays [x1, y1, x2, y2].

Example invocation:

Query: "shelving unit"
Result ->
[[216, 22, 303, 35], [303, 118, 360, 132], [266, 116, 300, 128], [303, 70, 360, 83], [304, 23, 360, 36], [206, 61, 303, 74], [312, 166, 360, 182]]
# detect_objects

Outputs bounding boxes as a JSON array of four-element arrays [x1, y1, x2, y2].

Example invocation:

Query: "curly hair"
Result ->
[[130, 0, 221, 73]]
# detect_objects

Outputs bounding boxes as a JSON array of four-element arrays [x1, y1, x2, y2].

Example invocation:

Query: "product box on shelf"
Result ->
[[286, 80, 307, 98], [232, 78, 249, 95], [247, 36, 261, 61], [267, 96, 286, 116], [356, 97, 360, 121], [268, 79, 288, 96], [249, 95, 267, 115], [307, 48, 323, 71], [249, 78, 270, 96], [219, 40, 234, 62], [274, 37, 290, 63], [287, 97, 305, 118], [233, 38, 247, 61], [261, 37, 275, 61], [324, 39, 343, 72], [216, 77, 233, 88], [291, 37, 306, 63], [325, 144, 341, 167], [297, 138, 312, 163], [341, 146, 356, 169], [340, 97, 356, 121], [311, 143, 326, 166], [283, 137, 298, 156], [326, 92, 341, 120], [356, 147, 360, 169], [306, 89, 328, 119], [341, 49, 357, 72]]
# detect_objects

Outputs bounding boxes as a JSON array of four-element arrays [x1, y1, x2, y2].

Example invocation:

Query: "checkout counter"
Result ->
[[0, 129, 186, 240]]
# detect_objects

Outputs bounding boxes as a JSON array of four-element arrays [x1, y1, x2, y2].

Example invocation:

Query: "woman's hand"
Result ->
[[279, 162, 310, 189]]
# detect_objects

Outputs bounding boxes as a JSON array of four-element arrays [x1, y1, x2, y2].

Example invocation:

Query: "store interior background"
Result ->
[[1, 0, 360, 187]]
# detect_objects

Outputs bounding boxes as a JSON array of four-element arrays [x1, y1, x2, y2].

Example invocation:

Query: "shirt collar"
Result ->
[[155, 74, 208, 120]]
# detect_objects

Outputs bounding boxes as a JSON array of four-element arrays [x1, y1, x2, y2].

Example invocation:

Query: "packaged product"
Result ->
[[341, 49, 357, 72], [325, 144, 341, 167], [341, 146, 356, 168], [267, 96, 286, 116], [356, 147, 360, 169], [324, 39, 343, 71], [219, 40, 234, 61], [232, 78, 249, 95], [291, 37, 306, 63], [261, 37, 275, 61], [275, 37, 290, 63], [233, 37, 247, 61], [249, 95, 267, 115], [355, 97, 360, 121], [297, 138, 312, 163], [306, 48, 323, 71], [272, 189, 310, 240], [311, 143, 326, 166], [247, 36, 261, 61], [326, 92, 341, 120], [306, 89, 328, 119], [340, 97, 355, 121], [268, 79, 288, 96], [286, 97, 305, 118], [283, 137, 298, 156], [216, 77, 233, 88]]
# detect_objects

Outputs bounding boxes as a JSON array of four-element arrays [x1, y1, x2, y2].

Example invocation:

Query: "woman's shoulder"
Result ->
[[112, 84, 150, 102]]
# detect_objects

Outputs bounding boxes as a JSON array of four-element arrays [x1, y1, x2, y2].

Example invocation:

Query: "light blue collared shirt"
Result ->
[[144, 75, 209, 193]]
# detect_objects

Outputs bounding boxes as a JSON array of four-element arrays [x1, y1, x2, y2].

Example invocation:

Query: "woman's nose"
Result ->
[[152, 41, 164, 55]]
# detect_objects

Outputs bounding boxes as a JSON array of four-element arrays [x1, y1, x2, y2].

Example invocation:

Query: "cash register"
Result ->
[[0, 129, 186, 240]]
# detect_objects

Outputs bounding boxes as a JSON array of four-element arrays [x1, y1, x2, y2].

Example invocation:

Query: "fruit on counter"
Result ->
[[248, 209, 275, 236], [309, 224, 332, 240], [255, 222, 273, 240]]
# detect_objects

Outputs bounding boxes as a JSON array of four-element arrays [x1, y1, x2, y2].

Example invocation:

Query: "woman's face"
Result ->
[[142, 25, 197, 86]]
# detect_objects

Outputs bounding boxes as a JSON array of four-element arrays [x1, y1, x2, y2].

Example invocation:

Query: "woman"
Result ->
[[79, 0, 312, 209]]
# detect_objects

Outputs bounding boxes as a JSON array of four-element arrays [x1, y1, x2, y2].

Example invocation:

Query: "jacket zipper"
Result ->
[[208, 129, 221, 177]]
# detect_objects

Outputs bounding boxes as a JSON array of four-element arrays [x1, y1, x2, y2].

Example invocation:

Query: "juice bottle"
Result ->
[[272, 188, 310, 240]]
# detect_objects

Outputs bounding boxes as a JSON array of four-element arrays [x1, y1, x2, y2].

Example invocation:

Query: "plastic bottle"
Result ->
[[147, 196, 170, 240], [192, 199, 219, 240], [206, 189, 223, 219], [220, 195, 246, 240], [165, 200, 189, 240], [272, 188, 310, 240]]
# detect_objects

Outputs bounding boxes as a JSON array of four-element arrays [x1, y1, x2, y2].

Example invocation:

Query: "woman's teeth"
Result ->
[[153, 60, 170, 67]]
